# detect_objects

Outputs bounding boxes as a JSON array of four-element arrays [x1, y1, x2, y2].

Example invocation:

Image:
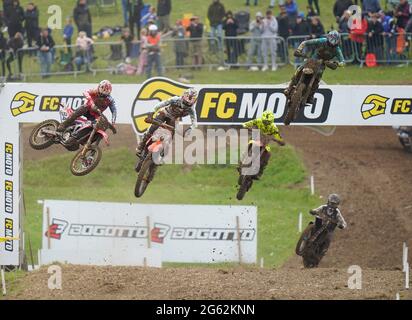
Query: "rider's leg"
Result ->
[[57, 105, 88, 132], [136, 112, 166, 156], [307, 67, 324, 105], [256, 149, 271, 179]]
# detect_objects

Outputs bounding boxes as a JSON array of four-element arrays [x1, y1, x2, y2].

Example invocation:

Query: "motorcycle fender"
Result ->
[[303, 67, 314, 75], [97, 130, 110, 145], [148, 140, 163, 153]]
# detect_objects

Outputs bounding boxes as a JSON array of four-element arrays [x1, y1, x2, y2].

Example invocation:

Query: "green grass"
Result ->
[[23, 145, 320, 268]]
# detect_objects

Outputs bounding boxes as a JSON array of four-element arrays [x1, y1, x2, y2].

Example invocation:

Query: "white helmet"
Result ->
[[98, 80, 112, 96], [182, 88, 198, 107], [148, 24, 158, 32]]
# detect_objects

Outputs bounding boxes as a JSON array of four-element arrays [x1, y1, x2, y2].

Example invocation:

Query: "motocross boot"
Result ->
[[136, 133, 150, 158], [307, 78, 320, 105]]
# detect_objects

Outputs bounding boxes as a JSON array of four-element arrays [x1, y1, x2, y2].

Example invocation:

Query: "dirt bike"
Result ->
[[295, 215, 339, 268], [236, 132, 284, 200], [393, 126, 412, 153], [134, 117, 175, 198], [284, 53, 338, 126], [29, 103, 117, 176]]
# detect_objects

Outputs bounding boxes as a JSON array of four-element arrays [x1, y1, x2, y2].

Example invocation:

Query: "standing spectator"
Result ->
[[246, 0, 258, 5], [379, 10, 396, 62], [157, 0, 171, 32], [24, 2, 39, 49], [0, 31, 7, 77], [172, 19, 186, 68], [333, 0, 353, 22], [309, 16, 325, 38], [395, 0, 410, 29], [207, 0, 225, 51], [36, 28, 54, 78], [247, 11, 263, 70], [73, 0, 92, 38], [308, 0, 320, 15], [6, 31, 23, 78], [362, 0, 381, 16], [145, 24, 162, 78], [261, 9, 278, 71], [144, 6, 157, 26], [367, 13, 384, 62], [6, 0, 24, 38], [291, 12, 310, 66], [338, 10, 352, 59], [285, 0, 298, 19], [186, 16, 203, 69], [74, 31, 93, 71], [3, 0, 13, 18], [133, 0, 144, 39], [223, 11, 238, 65], [350, 14, 368, 63], [269, 0, 285, 8], [63, 17, 74, 53], [137, 28, 148, 74], [277, 5, 290, 63], [121, 0, 130, 27], [121, 27, 134, 58]]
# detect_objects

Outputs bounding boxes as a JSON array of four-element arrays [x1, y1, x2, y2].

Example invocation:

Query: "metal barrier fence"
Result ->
[[10, 32, 412, 79], [354, 32, 412, 66]]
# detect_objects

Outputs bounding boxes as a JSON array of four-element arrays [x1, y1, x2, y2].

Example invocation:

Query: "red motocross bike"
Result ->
[[29, 103, 116, 176], [134, 117, 174, 198]]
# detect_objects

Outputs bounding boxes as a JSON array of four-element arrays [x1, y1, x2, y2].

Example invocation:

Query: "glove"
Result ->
[[309, 210, 316, 215], [111, 123, 117, 134], [294, 49, 303, 58], [338, 61, 345, 67]]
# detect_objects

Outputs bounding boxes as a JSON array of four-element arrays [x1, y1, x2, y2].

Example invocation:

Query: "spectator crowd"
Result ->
[[0, 0, 412, 80]]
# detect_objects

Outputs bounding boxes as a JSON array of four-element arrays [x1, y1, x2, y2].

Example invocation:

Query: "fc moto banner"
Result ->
[[42, 200, 257, 264]]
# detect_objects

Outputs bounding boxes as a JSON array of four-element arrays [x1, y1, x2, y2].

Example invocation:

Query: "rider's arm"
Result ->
[[336, 209, 347, 229], [336, 46, 346, 67], [83, 89, 96, 109], [153, 98, 173, 112], [296, 38, 325, 52], [310, 205, 325, 216], [108, 96, 117, 124], [271, 125, 285, 145], [188, 106, 198, 129], [242, 119, 258, 129]]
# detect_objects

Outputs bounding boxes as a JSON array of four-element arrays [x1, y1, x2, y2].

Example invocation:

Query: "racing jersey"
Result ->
[[242, 118, 284, 151], [154, 96, 197, 128], [84, 89, 117, 123], [311, 205, 347, 229], [297, 37, 345, 64]]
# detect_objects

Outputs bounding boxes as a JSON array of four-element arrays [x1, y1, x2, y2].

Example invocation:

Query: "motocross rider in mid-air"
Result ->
[[284, 30, 345, 105], [240, 111, 285, 179], [57, 80, 117, 143], [136, 88, 198, 158]]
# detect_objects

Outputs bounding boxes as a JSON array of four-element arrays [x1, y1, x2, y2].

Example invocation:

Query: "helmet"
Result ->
[[148, 24, 158, 32], [327, 194, 340, 208], [326, 30, 340, 46], [98, 80, 112, 96], [261, 110, 275, 125], [182, 88, 198, 107]]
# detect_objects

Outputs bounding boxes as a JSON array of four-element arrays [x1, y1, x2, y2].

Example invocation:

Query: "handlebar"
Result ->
[[144, 116, 175, 132]]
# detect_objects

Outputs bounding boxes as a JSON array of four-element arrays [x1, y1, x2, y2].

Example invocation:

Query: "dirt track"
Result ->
[[12, 125, 412, 300]]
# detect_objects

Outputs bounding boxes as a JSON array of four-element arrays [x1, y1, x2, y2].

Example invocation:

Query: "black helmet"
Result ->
[[327, 194, 340, 208]]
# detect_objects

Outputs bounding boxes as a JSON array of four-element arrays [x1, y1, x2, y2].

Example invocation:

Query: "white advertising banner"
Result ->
[[41, 200, 257, 264]]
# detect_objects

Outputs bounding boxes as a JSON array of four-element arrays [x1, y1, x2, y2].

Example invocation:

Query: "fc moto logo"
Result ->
[[40, 96, 86, 112], [197, 88, 332, 124], [131, 77, 332, 134]]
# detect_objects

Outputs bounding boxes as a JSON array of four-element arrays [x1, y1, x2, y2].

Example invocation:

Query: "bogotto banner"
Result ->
[[41, 200, 257, 264]]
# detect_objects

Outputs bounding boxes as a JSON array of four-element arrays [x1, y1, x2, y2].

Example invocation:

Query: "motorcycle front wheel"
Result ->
[[236, 175, 252, 201], [29, 119, 60, 150], [134, 155, 156, 198], [284, 82, 306, 126], [70, 146, 102, 176]]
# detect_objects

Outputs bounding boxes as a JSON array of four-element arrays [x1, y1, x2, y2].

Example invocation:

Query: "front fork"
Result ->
[[81, 126, 97, 157]]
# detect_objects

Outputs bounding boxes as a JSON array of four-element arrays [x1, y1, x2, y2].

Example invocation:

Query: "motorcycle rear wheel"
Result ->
[[29, 119, 60, 150], [236, 176, 252, 201], [70, 146, 102, 176], [284, 83, 306, 126], [135, 155, 156, 198]]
